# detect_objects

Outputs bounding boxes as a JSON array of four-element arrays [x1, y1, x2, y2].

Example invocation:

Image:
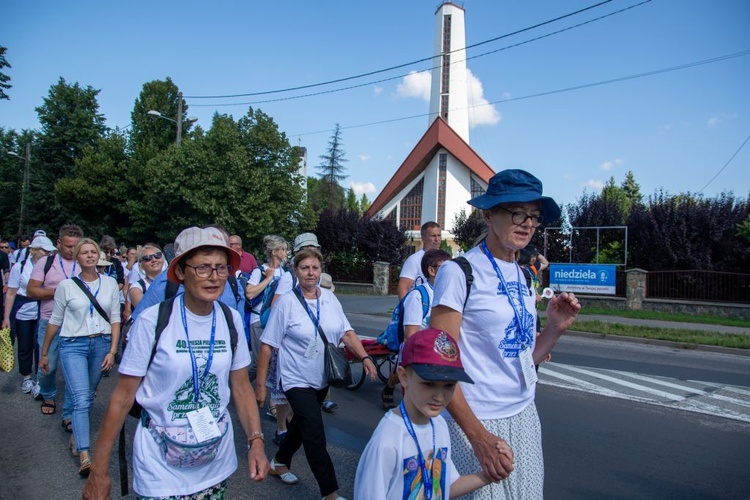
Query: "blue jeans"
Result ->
[[58, 334, 111, 452], [36, 319, 73, 421]]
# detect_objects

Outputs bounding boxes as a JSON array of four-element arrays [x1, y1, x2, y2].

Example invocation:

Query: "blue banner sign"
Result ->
[[549, 264, 617, 295]]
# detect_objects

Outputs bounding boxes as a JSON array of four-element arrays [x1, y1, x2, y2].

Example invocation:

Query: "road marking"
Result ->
[[538, 363, 750, 423]]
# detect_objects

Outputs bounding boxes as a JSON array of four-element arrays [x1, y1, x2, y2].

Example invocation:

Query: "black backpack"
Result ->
[[118, 295, 239, 495]]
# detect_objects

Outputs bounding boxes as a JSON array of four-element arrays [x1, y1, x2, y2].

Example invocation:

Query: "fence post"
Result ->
[[372, 261, 391, 295], [625, 268, 648, 310]]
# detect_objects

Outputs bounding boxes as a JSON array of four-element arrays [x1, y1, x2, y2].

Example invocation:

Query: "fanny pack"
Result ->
[[143, 410, 229, 468]]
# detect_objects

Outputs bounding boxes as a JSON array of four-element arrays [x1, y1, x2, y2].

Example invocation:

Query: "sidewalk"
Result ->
[[542, 312, 750, 336]]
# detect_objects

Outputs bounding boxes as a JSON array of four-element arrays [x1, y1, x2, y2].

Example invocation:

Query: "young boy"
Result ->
[[382, 249, 452, 410], [356, 328, 509, 499]]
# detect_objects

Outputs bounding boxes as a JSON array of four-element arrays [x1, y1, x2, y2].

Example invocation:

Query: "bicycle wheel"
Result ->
[[345, 360, 366, 391], [376, 352, 398, 385]]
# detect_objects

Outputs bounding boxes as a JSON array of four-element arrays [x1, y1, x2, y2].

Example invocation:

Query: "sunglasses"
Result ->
[[141, 251, 163, 262]]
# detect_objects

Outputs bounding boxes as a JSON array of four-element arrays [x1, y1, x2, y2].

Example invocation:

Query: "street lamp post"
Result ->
[[147, 92, 197, 147], [8, 142, 30, 236]]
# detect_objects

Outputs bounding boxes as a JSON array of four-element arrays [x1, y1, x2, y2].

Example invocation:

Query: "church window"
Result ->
[[437, 154, 447, 227], [399, 178, 424, 231]]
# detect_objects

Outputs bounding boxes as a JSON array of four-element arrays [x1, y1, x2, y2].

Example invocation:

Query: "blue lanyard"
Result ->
[[179, 295, 216, 404], [296, 285, 320, 331], [59, 255, 77, 279], [79, 274, 101, 317], [480, 240, 530, 339], [399, 401, 435, 500]]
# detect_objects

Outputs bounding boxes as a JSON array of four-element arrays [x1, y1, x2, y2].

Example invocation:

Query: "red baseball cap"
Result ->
[[400, 329, 473, 384]]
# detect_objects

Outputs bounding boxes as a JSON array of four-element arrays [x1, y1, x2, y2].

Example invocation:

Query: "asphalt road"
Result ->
[[1, 295, 748, 499]]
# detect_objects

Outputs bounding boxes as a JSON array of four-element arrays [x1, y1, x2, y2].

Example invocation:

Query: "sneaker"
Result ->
[[21, 378, 35, 394], [273, 430, 287, 446], [321, 401, 338, 413], [31, 382, 42, 400]]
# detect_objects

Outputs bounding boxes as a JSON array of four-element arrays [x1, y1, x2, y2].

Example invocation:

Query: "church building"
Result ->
[[366, 2, 495, 252]]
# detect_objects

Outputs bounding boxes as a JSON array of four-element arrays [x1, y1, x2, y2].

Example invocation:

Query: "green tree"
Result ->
[[129, 78, 189, 161], [0, 46, 11, 100], [452, 209, 485, 250], [738, 215, 750, 246], [306, 175, 344, 216], [54, 133, 130, 237], [621, 170, 643, 207], [317, 123, 347, 211], [0, 127, 23, 235], [129, 109, 304, 245], [32, 78, 107, 228], [359, 193, 371, 214], [346, 187, 359, 213]]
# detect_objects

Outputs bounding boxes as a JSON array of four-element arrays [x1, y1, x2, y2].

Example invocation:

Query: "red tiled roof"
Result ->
[[366, 117, 495, 218]]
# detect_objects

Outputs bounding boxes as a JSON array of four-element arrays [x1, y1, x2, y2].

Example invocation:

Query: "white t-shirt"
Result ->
[[119, 299, 250, 497], [127, 277, 150, 303], [354, 411, 459, 500], [402, 283, 434, 329], [247, 264, 286, 324], [261, 288, 352, 391], [49, 275, 121, 336], [432, 246, 537, 420], [400, 249, 426, 286], [7, 260, 38, 320]]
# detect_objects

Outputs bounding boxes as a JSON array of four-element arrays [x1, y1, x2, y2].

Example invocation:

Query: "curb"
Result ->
[[565, 330, 750, 357]]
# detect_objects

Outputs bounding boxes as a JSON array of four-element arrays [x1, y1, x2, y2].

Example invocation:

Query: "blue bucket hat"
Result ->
[[468, 169, 561, 222]]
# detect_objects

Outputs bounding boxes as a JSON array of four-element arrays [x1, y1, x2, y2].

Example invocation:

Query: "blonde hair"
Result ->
[[73, 238, 101, 260]]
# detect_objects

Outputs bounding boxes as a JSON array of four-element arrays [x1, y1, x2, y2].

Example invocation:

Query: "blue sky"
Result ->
[[2, 0, 749, 211]]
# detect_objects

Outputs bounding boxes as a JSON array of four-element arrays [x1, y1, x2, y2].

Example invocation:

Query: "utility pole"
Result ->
[[176, 91, 183, 147]]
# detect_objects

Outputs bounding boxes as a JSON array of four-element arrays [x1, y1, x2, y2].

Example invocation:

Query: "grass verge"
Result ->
[[562, 320, 750, 349], [538, 303, 749, 329]]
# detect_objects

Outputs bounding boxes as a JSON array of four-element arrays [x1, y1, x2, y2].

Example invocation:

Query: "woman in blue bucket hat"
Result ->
[[431, 169, 581, 499]]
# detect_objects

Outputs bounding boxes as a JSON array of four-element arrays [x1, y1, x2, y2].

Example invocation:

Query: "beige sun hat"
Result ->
[[167, 227, 241, 284]]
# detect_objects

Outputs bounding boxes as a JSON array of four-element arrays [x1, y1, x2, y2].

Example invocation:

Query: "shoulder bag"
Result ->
[[293, 288, 352, 388]]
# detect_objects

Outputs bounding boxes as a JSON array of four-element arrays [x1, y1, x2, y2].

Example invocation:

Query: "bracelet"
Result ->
[[108, 352, 116, 356], [247, 431, 264, 450], [362, 355, 374, 364], [41, 354, 48, 357]]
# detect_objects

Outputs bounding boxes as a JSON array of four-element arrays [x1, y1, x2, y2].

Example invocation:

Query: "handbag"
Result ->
[[0, 327, 14, 372], [293, 288, 352, 388]]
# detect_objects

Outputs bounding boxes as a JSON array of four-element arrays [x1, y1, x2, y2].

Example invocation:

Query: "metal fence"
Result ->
[[647, 270, 750, 303]]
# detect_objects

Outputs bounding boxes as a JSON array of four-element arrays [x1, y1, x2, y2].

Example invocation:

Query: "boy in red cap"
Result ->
[[354, 329, 512, 499]]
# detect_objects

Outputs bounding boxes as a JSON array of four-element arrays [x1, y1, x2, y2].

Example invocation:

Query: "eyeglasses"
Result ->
[[496, 206, 544, 227], [141, 251, 163, 262], [184, 263, 233, 278]]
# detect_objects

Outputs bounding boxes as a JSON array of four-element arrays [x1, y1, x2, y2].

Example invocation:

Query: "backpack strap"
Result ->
[[452, 257, 474, 310], [227, 275, 241, 308], [164, 280, 180, 300], [42, 253, 55, 279], [71, 276, 110, 324], [217, 301, 239, 356], [415, 284, 430, 320]]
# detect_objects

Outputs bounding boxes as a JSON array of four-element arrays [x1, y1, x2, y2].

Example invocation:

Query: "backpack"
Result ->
[[250, 265, 294, 328], [118, 295, 239, 495], [377, 285, 430, 352], [376, 257, 474, 351]]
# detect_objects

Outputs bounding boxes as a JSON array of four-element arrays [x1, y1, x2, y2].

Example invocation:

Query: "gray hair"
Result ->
[[263, 235, 288, 261]]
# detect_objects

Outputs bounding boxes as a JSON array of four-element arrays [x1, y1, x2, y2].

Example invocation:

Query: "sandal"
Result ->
[[381, 386, 396, 410], [266, 404, 277, 419], [78, 457, 91, 477], [41, 400, 56, 415], [269, 459, 299, 485], [62, 419, 73, 433]]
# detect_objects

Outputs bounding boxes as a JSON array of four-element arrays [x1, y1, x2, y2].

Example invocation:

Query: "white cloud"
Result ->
[[373, 86, 383, 96], [600, 158, 624, 171], [359, 154, 372, 161], [583, 179, 604, 190], [467, 69, 501, 128], [707, 113, 737, 127], [350, 181, 377, 196], [395, 69, 500, 127], [396, 70, 431, 101]]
